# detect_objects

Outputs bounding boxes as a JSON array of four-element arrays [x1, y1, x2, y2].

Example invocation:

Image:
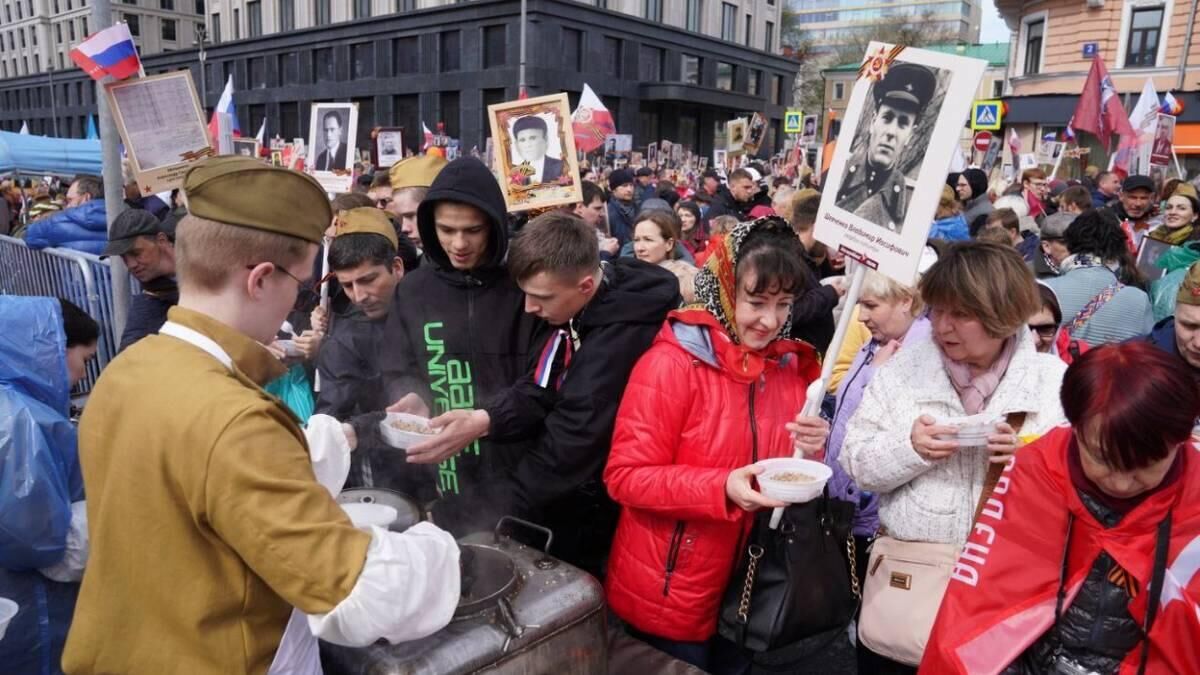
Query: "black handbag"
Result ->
[[718, 492, 860, 663]]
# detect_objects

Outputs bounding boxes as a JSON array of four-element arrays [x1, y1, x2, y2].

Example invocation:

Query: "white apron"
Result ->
[[159, 321, 322, 675]]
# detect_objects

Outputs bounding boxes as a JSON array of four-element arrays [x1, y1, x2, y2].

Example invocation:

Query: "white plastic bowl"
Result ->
[[340, 503, 399, 530], [755, 457, 832, 504], [0, 597, 18, 641], [934, 413, 1004, 447], [379, 412, 440, 449]]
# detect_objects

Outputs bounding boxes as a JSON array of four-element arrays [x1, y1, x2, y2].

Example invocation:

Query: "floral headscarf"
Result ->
[[689, 216, 796, 345]]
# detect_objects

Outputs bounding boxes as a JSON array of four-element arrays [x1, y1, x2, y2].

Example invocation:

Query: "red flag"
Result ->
[[571, 84, 616, 154], [1071, 57, 1137, 151]]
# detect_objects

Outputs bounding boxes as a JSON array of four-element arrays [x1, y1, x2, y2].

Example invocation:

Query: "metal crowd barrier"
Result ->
[[0, 234, 136, 395]]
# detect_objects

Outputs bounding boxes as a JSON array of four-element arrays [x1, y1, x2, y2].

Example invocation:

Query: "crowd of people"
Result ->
[[2, 145, 1200, 675]]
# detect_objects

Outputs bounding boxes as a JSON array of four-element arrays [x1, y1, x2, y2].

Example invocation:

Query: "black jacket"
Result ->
[[118, 275, 178, 352], [376, 157, 549, 502], [437, 258, 681, 570], [705, 185, 769, 223], [788, 252, 838, 355]]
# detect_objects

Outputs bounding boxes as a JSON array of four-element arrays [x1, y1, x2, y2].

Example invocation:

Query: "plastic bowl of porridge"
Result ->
[[755, 457, 832, 503], [934, 413, 1005, 448], [379, 412, 440, 449]]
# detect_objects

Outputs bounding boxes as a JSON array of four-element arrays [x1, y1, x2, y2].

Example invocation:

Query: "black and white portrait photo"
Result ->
[[375, 128, 404, 168], [801, 115, 818, 145], [510, 114, 566, 183], [232, 138, 260, 158], [308, 103, 358, 173], [833, 61, 948, 234], [487, 92, 582, 212]]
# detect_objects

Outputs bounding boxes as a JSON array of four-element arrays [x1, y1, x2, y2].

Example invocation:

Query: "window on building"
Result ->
[[196, 0, 204, 14], [18, 30, 25, 49], [30, 26, 36, 46], [58, 53, 64, 68], [644, 0, 662, 22], [314, 0, 332, 26], [352, 0, 371, 20], [764, 21, 774, 51], [1125, 7, 1164, 67], [279, 52, 299, 84], [748, 69, 760, 96], [834, 82, 844, 99], [721, 3, 736, 41], [398, 0, 416, 10], [55, 24, 62, 44], [393, 36, 419, 73], [484, 25, 506, 68], [685, 0, 702, 32], [33, 53, 38, 71], [991, 79, 1004, 97], [440, 91, 459, 137], [639, 45, 663, 81], [604, 36, 621, 77], [249, 56, 267, 87], [745, 14, 752, 46], [596, 0, 607, 8], [393, 93, 419, 149], [162, 18, 176, 41], [160, 0, 174, 9], [352, 42, 374, 78], [681, 54, 700, 84], [1023, 19, 1043, 75], [352, 97, 374, 150], [232, 8, 239, 40], [280, 0, 295, 31], [772, 74, 783, 105], [716, 61, 733, 90], [211, 13, 221, 42], [247, 1, 261, 37], [82, 17, 88, 33], [315, 47, 334, 81], [129, 15, 142, 37], [563, 28, 582, 72], [440, 30, 460, 72], [482, 87, 505, 139]]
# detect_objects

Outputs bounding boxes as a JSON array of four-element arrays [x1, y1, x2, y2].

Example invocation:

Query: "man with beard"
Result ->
[[101, 208, 179, 351], [835, 62, 935, 233]]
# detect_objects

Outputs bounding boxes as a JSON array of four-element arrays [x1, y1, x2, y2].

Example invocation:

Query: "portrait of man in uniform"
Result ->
[[834, 62, 942, 234]]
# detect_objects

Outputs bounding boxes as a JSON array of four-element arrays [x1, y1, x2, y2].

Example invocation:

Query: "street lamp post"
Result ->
[[48, 66, 59, 137], [195, 24, 209, 111]]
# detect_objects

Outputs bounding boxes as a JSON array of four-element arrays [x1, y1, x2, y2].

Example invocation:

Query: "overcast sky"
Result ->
[[978, 0, 1013, 43]]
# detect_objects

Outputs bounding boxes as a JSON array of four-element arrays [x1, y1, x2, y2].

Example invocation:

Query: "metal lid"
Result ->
[[336, 488, 422, 533]]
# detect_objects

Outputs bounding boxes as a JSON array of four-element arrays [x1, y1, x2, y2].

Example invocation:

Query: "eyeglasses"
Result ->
[[1028, 323, 1058, 339], [246, 262, 317, 295]]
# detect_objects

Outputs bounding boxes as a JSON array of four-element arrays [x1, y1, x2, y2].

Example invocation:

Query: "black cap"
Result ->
[[635, 167, 653, 177], [872, 63, 937, 111], [609, 169, 635, 190], [101, 209, 163, 259], [1122, 174, 1154, 193]]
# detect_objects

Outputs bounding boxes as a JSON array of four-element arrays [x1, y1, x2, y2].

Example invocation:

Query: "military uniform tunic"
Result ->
[[835, 157, 915, 233]]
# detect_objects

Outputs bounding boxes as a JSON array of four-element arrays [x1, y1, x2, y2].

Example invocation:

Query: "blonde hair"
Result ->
[[176, 215, 310, 292], [861, 269, 923, 315]]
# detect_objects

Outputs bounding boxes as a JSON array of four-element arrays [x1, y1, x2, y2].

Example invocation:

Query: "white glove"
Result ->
[[39, 500, 88, 583]]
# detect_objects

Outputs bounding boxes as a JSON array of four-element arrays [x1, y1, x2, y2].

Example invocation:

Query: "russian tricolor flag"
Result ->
[[69, 23, 141, 81]]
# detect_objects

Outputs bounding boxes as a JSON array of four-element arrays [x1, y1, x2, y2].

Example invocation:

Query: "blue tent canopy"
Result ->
[[0, 130, 102, 177]]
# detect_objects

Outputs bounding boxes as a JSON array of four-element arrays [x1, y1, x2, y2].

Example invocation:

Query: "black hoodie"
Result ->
[[436, 258, 681, 571], [378, 158, 549, 500]]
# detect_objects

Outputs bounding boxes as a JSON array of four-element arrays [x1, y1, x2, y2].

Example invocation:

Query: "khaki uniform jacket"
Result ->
[[835, 158, 914, 232], [63, 307, 371, 675]]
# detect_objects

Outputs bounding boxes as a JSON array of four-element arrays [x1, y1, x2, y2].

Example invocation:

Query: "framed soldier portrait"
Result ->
[[487, 92, 583, 212], [815, 42, 987, 285], [374, 127, 404, 168]]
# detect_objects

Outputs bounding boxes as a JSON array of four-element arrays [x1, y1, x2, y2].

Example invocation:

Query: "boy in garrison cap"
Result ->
[[64, 157, 459, 675], [386, 153, 447, 251], [835, 62, 937, 233], [1147, 261, 1200, 385], [512, 114, 565, 183]]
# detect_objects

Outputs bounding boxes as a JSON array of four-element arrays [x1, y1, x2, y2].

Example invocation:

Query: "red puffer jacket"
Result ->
[[603, 309, 820, 642]]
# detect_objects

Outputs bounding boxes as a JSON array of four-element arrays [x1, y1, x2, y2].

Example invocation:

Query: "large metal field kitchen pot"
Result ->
[[320, 517, 607, 674]]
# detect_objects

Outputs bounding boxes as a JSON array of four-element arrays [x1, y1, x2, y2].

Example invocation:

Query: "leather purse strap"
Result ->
[[972, 412, 1026, 523]]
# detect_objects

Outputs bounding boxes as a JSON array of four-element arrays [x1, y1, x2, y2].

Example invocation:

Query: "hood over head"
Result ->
[[416, 157, 510, 276], [0, 296, 69, 413]]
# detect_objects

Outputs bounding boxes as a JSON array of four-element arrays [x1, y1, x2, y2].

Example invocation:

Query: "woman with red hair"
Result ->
[[923, 342, 1200, 674]]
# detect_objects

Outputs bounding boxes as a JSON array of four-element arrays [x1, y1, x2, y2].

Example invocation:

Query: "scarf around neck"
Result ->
[[1149, 222, 1196, 246], [940, 334, 1019, 414], [1057, 252, 1116, 275]]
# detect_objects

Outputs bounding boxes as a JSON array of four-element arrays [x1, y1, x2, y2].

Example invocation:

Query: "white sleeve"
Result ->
[[307, 521, 461, 647], [304, 413, 352, 498], [39, 500, 88, 583]]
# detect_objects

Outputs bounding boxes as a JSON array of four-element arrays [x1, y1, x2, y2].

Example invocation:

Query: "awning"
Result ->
[[1002, 92, 1200, 126], [1176, 123, 1200, 155], [0, 130, 102, 176]]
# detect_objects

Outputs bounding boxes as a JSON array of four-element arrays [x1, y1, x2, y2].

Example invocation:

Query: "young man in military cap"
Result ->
[[386, 153, 448, 252], [100, 207, 179, 351], [512, 115, 565, 183], [835, 62, 937, 232], [64, 157, 459, 675], [1148, 260, 1200, 386]]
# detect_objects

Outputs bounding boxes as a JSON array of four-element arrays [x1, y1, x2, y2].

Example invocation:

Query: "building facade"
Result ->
[[790, 0, 982, 53], [0, 0, 205, 80], [996, 0, 1200, 175], [0, 0, 797, 158]]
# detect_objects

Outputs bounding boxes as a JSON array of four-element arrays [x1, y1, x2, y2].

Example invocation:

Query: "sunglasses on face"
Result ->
[[1028, 323, 1058, 339]]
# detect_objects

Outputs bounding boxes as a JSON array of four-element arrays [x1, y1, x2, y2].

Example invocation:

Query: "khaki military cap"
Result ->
[[1179, 261, 1200, 307], [389, 154, 447, 190], [183, 156, 330, 244], [335, 207, 398, 250], [1174, 182, 1199, 201]]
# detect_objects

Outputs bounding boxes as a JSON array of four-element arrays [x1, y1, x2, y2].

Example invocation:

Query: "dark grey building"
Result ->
[[0, 0, 797, 159]]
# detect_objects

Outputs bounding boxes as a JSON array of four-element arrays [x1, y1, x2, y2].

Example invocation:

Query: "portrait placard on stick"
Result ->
[[487, 92, 583, 212], [726, 119, 747, 154], [104, 71, 213, 195], [815, 42, 987, 285], [743, 113, 768, 156], [307, 102, 359, 193], [374, 127, 404, 168]]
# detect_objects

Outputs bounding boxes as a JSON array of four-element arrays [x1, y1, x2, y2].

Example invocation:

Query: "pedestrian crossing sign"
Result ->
[[971, 100, 1002, 131], [784, 110, 803, 134]]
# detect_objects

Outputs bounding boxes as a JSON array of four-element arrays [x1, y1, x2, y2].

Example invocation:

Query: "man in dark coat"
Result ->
[[419, 211, 681, 574], [316, 110, 349, 171], [705, 168, 768, 222], [835, 62, 935, 233], [101, 208, 179, 352], [607, 168, 638, 247], [512, 115, 565, 183]]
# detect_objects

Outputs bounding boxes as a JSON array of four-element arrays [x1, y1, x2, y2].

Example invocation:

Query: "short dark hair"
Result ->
[[736, 220, 809, 296], [1058, 185, 1092, 211], [729, 169, 754, 184], [1064, 208, 1126, 259], [59, 298, 99, 347], [331, 192, 375, 213], [322, 110, 343, 128], [72, 175, 102, 199], [985, 207, 1020, 235], [328, 232, 397, 272], [508, 211, 600, 282], [580, 181, 605, 207], [1061, 341, 1200, 471], [1096, 170, 1117, 184], [512, 115, 548, 138]]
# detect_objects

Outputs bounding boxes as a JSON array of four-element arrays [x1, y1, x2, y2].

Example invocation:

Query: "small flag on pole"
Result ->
[[1064, 117, 1076, 143], [1007, 127, 1021, 158], [421, 122, 434, 151], [68, 23, 141, 81], [207, 75, 241, 146], [571, 84, 616, 154], [1160, 91, 1184, 115], [255, 119, 266, 145]]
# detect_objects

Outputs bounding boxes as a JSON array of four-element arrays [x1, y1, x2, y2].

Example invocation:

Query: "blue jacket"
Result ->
[[1146, 316, 1200, 384], [23, 200, 108, 255], [0, 297, 84, 675], [928, 213, 970, 241]]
